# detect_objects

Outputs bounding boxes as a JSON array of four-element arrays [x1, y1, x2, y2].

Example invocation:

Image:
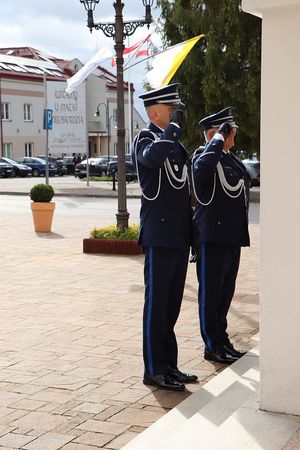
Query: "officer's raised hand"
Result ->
[[169, 104, 185, 128], [218, 122, 234, 140]]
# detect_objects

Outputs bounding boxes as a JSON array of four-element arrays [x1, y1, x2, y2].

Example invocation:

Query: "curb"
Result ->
[[0, 189, 260, 202], [0, 191, 142, 199]]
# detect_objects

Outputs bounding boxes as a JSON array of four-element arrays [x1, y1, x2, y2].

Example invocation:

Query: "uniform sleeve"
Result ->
[[192, 136, 224, 180], [134, 123, 183, 169]]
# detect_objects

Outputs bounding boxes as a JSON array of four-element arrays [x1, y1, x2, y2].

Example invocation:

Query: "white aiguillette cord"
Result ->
[[134, 130, 189, 201], [191, 150, 245, 206]]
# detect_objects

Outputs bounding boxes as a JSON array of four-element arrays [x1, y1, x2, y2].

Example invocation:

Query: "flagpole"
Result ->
[[43, 73, 49, 185], [124, 52, 157, 71], [127, 37, 132, 151]]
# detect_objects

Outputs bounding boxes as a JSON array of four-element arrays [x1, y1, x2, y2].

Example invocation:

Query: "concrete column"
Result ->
[[242, 0, 300, 415], [97, 135, 101, 156]]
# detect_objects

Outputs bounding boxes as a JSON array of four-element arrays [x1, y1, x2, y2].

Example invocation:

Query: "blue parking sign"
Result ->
[[43, 109, 53, 130]]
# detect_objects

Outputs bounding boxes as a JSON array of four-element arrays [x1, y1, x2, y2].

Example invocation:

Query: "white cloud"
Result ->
[[0, 25, 24, 46]]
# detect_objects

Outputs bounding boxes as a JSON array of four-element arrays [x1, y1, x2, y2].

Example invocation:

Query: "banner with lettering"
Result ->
[[47, 80, 87, 155]]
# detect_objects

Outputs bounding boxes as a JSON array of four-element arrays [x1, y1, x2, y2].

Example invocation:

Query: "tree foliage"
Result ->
[[155, 0, 261, 156]]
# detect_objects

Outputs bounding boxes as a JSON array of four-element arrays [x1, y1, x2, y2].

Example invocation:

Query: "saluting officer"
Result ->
[[132, 83, 198, 391], [191, 107, 250, 364]]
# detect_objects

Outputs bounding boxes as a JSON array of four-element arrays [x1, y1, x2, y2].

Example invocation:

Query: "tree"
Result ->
[[156, 0, 261, 156]]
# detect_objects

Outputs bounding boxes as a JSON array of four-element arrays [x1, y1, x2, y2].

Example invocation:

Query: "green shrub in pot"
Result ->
[[30, 184, 55, 202]]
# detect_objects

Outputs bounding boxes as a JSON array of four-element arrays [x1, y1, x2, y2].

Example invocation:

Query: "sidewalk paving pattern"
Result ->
[[0, 177, 261, 449]]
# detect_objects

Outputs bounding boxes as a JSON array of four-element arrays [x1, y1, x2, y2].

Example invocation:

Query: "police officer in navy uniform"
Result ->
[[191, 107, 250, 364], [132, 83, 198, 391]]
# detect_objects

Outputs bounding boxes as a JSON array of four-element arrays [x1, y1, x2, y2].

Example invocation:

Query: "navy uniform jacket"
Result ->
[[192, 137, 250, 247], [132, 122, 192, 250]]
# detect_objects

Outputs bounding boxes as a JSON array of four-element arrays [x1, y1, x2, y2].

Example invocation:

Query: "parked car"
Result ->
[[93, 155, 117, 174], [107, 159, 137, 182], [63, 156, 76, 174], [37, 155, 67, 176], [15, 157, 57, 177], [0, 157, 32, 177], [242, 158, 260, 187], [75, 157, 116, 179], [0, 161, 13, 178], [125, 154, 133, 163]]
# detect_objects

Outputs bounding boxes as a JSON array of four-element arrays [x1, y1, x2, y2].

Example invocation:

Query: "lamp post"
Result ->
[[94, 102, 110, 162], [133, 119, 139, 133], [79, 0, 153, 229], [129, 119, 139, 149]]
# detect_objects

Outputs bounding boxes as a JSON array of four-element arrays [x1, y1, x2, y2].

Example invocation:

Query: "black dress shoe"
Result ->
[[143, 374, 185, 391], [168, 365, 198, 383], [223, 342, 247, 358], [204, 348, 238, 365]]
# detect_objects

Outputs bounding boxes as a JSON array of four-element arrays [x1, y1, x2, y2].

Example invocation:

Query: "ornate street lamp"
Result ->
[[79, 0, 154, 229], [94, 102, 110, 162]]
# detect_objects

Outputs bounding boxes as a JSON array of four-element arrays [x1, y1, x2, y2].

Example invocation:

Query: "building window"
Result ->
[[25, 143, 34, 157], [113, 143, 118, 156], [24, 104, 33, 121], [3, 143, 12, 158], [1, 102, 11, 120], [113, 108, 117, 123]]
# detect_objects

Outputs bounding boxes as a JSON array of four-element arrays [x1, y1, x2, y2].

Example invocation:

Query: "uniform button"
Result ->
[[161, 218, 165, 222], [217, 221, 221, 225], [173, 132, 177, 137]]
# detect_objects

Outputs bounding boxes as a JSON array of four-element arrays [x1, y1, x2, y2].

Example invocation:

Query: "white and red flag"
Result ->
[[111, 34, 151, 67]]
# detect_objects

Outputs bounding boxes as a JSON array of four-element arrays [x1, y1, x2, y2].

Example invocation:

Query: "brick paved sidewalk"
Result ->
[[0, 203, 259, 449]]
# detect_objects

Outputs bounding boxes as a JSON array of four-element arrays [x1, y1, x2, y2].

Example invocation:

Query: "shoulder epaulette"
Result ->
[[190, 146, 205, 162], [138, 129, 159, 141], [194, 145, 205, 156]]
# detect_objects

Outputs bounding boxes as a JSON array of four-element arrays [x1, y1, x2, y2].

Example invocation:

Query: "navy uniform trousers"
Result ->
[[196, 242, 241, 351], [192, 138, 249, 352], [143, 246, 189, 376], [133, 122, 192, 377]]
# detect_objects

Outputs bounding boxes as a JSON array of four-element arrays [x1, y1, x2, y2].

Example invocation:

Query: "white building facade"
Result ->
[[0, 47, 145, 160]]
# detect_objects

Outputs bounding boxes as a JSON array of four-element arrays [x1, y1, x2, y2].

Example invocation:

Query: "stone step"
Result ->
[[123, 344, 300, 450], [162, 389, 300, 450], [203, 397, 300, 450], [160, 365, 258, 450], [122, 348, 259, 450]]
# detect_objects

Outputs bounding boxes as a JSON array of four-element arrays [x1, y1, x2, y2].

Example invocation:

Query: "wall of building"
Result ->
[[242, 0, 300, 416], [1, 78, 45, 158]]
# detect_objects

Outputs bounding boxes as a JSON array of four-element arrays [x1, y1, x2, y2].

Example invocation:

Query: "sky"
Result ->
[[0, 0, 162, 119]]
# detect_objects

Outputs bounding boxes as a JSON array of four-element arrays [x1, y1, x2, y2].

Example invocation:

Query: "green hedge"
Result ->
[[90, 224, 139, 240], [29, 184, 54, 202]]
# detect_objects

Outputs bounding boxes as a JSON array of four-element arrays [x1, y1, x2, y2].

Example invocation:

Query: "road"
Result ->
[[0, 195, 259, 224]]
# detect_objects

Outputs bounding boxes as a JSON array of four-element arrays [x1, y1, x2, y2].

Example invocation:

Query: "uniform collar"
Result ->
[[148, 123, 163, 134]]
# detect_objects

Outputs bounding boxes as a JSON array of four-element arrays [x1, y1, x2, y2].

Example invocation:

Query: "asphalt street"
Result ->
[[0, 195, 259, 224]]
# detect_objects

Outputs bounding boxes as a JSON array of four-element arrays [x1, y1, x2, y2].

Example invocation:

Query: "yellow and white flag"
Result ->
[[145, 34, 204, 89]]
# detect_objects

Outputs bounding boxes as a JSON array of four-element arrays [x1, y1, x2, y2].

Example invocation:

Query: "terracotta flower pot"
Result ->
[[31, 202, 55, 232], [83, 238, 143, 255]]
